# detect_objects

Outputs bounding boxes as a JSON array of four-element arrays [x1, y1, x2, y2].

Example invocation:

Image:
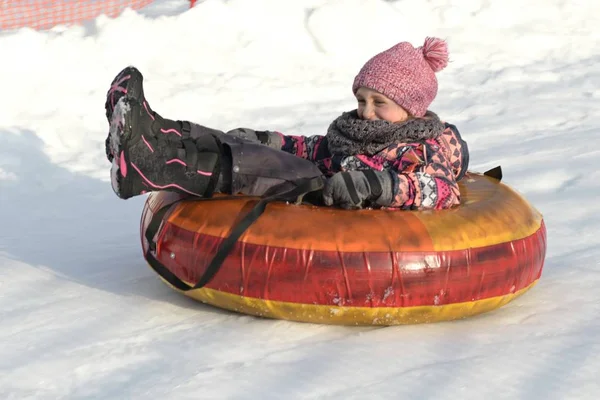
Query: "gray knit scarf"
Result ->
[[326, 110, 445, 156]]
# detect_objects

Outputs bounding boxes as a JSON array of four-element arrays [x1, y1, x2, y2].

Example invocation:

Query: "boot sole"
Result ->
[[106, 66, 145, 121], [105, 67, 145, 163], [109, 97, 140, 199]]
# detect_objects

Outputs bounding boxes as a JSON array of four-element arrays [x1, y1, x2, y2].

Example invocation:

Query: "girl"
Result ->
[[105, 37, 468, 210]]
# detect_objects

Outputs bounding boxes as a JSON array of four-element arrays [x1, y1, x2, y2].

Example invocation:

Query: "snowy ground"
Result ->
[[1, 0, 599, 398]]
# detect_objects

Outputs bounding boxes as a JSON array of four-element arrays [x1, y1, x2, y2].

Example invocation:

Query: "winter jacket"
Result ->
[[277, 122, 469, 210]]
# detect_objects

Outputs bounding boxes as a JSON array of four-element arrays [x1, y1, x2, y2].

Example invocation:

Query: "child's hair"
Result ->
[[352, 37, 449, 117]]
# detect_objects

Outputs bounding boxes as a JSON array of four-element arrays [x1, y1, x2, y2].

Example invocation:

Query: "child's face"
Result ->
[[355, 87, 409, 123]]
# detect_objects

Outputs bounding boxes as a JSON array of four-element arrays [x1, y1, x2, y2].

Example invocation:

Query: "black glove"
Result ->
[[323, 170, 394, 209], [226, 128, 283, 150]]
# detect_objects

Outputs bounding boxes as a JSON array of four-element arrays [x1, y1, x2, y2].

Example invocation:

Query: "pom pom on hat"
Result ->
[[421, 37, 448, 73]]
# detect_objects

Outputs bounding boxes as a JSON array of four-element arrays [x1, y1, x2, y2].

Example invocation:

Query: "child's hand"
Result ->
[[322, 170, 393, 209]]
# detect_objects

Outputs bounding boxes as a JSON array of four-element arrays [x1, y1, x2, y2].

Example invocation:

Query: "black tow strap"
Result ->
[[144, 176, 324, 292]]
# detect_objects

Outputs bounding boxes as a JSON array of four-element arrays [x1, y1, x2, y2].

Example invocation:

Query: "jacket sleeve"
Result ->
[[226, 127, 331, 162], [387, 141, 461, 210], [279, 133, 331, 161], [226, 128, 336, 176], [279, 133, 338, 176]]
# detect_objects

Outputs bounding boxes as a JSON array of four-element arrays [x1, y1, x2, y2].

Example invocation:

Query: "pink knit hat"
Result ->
[[352, 37, 449, 117]]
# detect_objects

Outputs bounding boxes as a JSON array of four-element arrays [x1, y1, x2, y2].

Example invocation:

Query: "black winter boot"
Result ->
[[105, 67, 224, 200]]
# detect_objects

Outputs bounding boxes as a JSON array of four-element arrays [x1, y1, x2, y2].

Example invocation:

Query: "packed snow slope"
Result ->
[[1, 0, 599, 398]]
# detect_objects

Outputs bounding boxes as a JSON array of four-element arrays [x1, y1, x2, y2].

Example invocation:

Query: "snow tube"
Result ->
[[140, 170, 546, 325]]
